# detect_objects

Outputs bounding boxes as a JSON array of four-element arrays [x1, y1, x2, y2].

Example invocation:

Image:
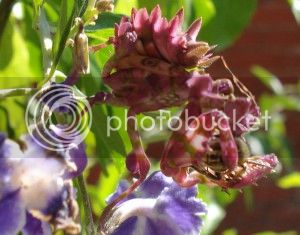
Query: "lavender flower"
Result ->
[[103, 171, 206, 235], [0, 132, 87, 235]]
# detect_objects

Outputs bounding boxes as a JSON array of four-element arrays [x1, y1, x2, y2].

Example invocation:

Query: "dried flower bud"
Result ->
[[73, 20, 90, 74], [96, 0, 114, 13]]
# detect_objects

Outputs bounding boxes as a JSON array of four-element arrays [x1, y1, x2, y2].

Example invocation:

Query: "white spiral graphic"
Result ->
[[25, 84, 92, 151]]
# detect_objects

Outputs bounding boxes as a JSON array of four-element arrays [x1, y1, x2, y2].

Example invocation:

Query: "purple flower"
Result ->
[[0, 132, 87, 235], [103, 171, 206, 235]]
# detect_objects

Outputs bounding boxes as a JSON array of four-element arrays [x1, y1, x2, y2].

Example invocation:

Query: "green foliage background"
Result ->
[[0, 0, 300, 234]]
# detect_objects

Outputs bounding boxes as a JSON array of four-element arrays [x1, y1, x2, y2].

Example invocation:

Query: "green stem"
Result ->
[[0, 0, 15, 45], [77, 175, 97, 235], [38, 8, 53, 78], [0, 88, 37, 100]]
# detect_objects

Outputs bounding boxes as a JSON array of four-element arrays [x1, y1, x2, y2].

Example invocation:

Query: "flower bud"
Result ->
[[96, 0, 114, 13], [126, 150, 150, 179], [73, 21, 90, 74]]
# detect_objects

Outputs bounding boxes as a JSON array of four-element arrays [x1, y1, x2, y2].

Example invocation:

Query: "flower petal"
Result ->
[[107, 172, 206, 235], [232, 154, 278, 188], [112, 216, 137, 235], [106, 180, 135, 205], [22, 212, 51, 235], [64, 142, 87, 179], [186, 19, 202, 41], [154, 183, 206, 234], [143, 217, 181, 235], [0, 190, 26, 235], [139, 171, 173, 198], [153, 17, 172, 61]]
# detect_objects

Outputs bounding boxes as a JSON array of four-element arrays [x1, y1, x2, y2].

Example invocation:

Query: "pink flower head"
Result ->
[[101, 6, 218, 113], [103, 69, 212, 113], [213, 154, 278, 189], [189, 76, 261, 136], [113, 6, 218, 67], [160, 109, 278, 189]]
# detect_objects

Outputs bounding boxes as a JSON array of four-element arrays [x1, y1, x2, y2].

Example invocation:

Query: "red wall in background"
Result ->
[[213, 0, 300, 234]]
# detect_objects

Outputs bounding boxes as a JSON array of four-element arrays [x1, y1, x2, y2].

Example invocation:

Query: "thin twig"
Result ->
[[0, 88, 37, 100], [37, 8, 53, 79]]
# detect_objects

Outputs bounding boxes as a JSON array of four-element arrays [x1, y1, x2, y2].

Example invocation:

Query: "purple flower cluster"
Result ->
[[0, 132, 87, 234], [104, 171, 206, 235]]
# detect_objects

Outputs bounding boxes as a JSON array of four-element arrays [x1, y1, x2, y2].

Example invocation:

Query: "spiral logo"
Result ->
[[25, 84, 92, 151]]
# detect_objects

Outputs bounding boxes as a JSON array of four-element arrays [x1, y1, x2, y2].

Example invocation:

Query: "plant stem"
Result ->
[[0, 0, 15, 45], [38, 8, 53, 78], [0, 88, 37, 100], [77, 175, 96, 235]]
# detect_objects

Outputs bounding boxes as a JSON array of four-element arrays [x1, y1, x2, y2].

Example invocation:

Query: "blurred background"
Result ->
[[210, 1, 300, 234], [0, 0, 300, 234]]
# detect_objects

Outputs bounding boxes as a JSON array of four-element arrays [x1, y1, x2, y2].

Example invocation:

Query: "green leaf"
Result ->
[[50, 0, 78, 77], [85, 12, 124, 31], [197, 185, 227, 235], [87, 164, 124, 214], [90, 105, 126, 169], [213, 188, 238, 207], [92, 105, 126, 155], [278, 172, 300, 189], [251, 66, 284, 94], [0, 20, 13, 70], [22, 5, 44, 77], [201, 202, 226, 235], [222, 229, 238, 235], [191, 0, 216, 26], [0, 20, 38, 80], [263, 113, 293, 169], [91, 44, 114, 73], [32, 0, 44, 28], [86, 28, 114, 42], [43, 1, 61, 23], [200, 0, 257, 50], [255, 231, 298, 235], [0, 97, 27, 138], [0, 105, 16, 139], [78, 0, 89, 17], [115, 0, 138, 15], [33, 0, 43, 8], [260, 95, 300, 112], [32, 0, 44, 24]]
